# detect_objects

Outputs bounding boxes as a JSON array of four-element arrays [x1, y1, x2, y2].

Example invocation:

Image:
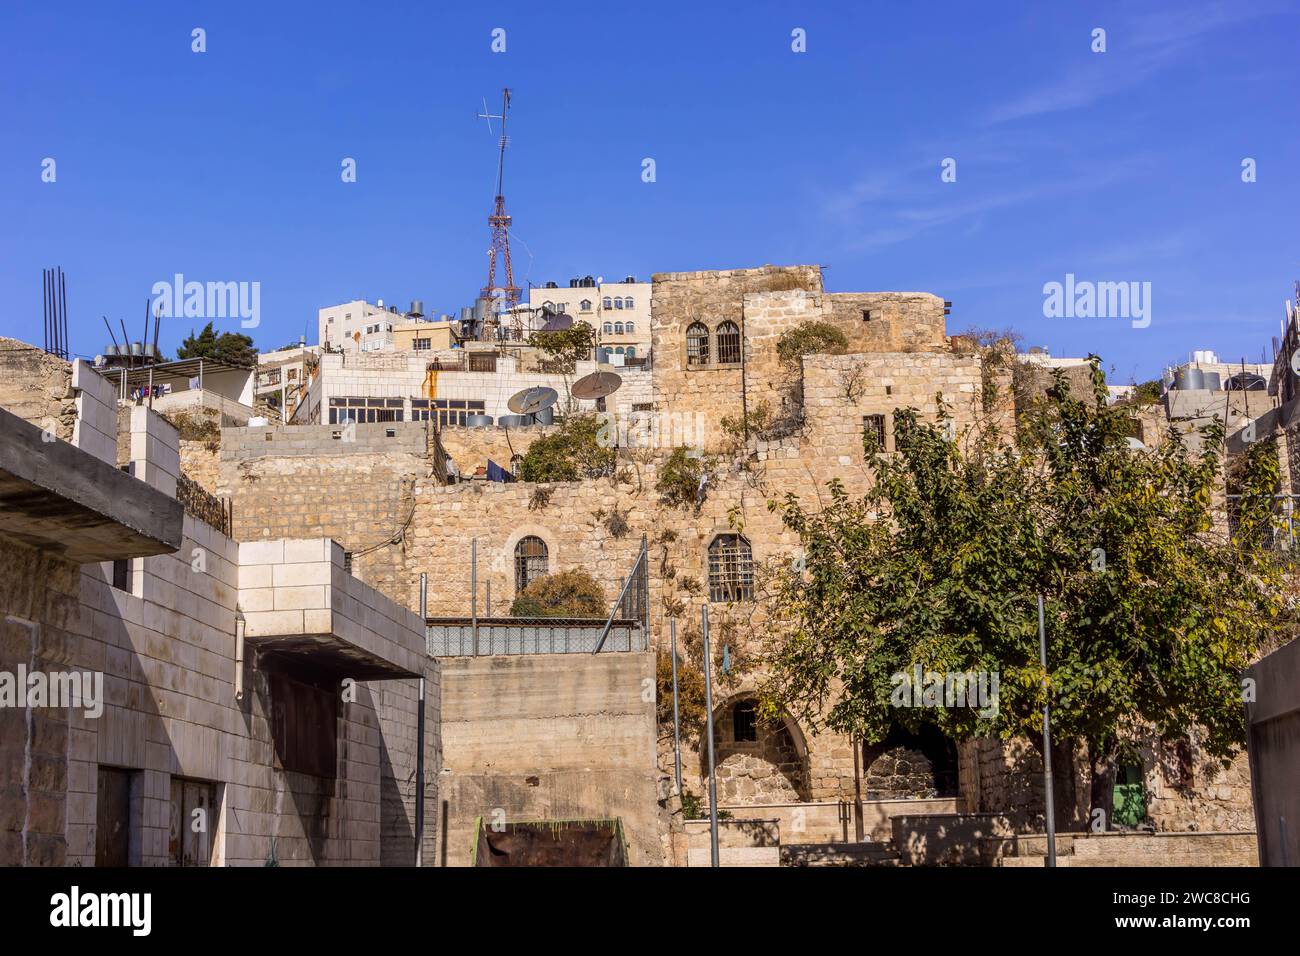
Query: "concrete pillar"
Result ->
[[129, 405, 179, 499]]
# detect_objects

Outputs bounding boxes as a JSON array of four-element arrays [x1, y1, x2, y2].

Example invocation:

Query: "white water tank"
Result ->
[[1191, 349, 1219, 365]]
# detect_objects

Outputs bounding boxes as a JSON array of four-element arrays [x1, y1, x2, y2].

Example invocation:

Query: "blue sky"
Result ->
[[1, 0, 1296, 382]]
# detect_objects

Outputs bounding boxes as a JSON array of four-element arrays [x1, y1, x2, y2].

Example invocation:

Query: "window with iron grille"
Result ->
[[686, 322, 710, 366], [708, 534, 753, 602], [514, 536, 549, 594], [733, 701, 758, 742], [863, 414, 886, 451], [715, 321, 741, 364], [468, 353, 498, 373]]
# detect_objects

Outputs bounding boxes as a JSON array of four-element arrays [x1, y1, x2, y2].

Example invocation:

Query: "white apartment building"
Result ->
[[291, 348, 651, 427], [319, 299, 417, 353], [527, 275, 651, 361]]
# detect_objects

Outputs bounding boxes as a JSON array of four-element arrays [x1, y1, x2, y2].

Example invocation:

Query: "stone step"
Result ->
[[688, 847, 781, 867], [781, 842, 901, 867]]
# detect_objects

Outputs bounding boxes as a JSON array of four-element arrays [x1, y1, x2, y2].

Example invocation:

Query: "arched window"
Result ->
[[625, 346, 636, 358], [514, 536, 549, 594], [614, 322, 624, 335], [625, 321, 635, 334], [615, 347, 625, 355], [603, 296, 612, 309], [580, 299, 592, 312], [603, 322, 613, 334], [716, 320, 741, 364], [625, 296, 634, 309], [686, 322, 709, 366], [733, 701, 758, 742], [614, 297, 624, 309], [708, 534, 753, 602]]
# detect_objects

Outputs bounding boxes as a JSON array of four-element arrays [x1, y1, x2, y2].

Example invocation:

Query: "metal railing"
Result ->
[[426, 617, 645, 657]]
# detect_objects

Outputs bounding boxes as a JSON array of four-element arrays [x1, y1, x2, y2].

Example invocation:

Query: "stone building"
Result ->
[[2, 260, 1266, 866]]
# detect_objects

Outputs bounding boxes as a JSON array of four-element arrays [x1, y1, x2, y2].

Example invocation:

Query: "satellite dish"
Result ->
[[540, 312, 574, 333], [571, 370, 622, 401], [508, 386, 558, 415]]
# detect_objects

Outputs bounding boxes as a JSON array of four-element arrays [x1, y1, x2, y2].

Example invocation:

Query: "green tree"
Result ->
[[761, 360, 1286, 828], [529, 321, 595, 375], [177, 322, 257, 367]]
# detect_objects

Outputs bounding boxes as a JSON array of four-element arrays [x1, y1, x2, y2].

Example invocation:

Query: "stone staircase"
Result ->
[[781, 841, 902, 867], [995, 831, 1257, 867]]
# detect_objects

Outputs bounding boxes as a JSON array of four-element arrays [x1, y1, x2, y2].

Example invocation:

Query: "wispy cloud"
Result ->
[[824, 152, 1156, 253], [985, 1, 1279, 124]]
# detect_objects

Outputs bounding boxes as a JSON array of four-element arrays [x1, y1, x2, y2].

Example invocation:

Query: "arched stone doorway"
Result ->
[[705, 695, 811, 804], [861, 724, 959, 799]]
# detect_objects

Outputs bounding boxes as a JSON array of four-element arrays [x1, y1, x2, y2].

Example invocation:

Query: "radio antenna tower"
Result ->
[[478, 88, 521, 339]]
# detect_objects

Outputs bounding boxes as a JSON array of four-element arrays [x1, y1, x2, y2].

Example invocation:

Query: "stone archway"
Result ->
[[704, 694, 811, 805], [860, 724, 959, 799]]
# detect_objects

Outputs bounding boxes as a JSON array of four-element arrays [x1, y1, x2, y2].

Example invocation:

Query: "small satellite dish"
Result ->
[[571, 371, 622, 401], [508, 386, 558, 415]]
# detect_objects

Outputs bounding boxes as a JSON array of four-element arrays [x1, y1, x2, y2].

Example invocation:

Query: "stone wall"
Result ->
[[437, 652, 661, 867], [0, 338, 75, 441]]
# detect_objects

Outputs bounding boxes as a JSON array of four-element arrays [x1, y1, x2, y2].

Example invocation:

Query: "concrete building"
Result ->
[[0, 351, 438, 867], [528, 275, 651, 360], [290, 346, 650, 428]]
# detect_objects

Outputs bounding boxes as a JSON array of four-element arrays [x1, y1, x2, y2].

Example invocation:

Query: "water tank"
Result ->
[[460, 307, 473, 323], [1202, 372, 1222, 391], [104, 344, 119, 357], [464, 414, 493, 428], [498, 414, 526, 428], [130, 342, 144, 357], [534, 406, 555, 425], [583, 276, 595, 287], [624, 275, 636, 283], [1191, 349, 1219, 365], [409, 300, 424, 317], [1176, 367, 1205, 390], [546, 281, 558, 289]]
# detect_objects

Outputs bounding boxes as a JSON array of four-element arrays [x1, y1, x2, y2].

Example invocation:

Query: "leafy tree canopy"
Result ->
[[177, 322, 257, 367], [761, 359, 1288, 820]]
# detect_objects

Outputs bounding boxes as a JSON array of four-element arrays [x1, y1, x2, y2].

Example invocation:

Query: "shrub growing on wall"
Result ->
[[517, 413, 616, 482], [509, 568, 607, 618], [775, 321, 849, 366]]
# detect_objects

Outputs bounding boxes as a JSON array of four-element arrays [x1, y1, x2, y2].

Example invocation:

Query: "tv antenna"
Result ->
[[478, 88, 521, 340]]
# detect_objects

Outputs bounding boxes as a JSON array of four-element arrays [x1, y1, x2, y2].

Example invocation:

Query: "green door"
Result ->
[[1112, 764, 1147, 826]]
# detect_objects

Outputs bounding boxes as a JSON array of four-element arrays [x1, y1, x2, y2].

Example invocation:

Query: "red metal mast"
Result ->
[[479, 88, 521, 338]]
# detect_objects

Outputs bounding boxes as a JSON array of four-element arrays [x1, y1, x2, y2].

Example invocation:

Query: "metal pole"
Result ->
[[702, 604, 720, 868], [671, 618, 683, 798], [416, 572, 427, 867], [471, 538, 479, 656], [1039, 594, 1057, 867], [486, 581, 491, 617], [852, 736, 865, 842]]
